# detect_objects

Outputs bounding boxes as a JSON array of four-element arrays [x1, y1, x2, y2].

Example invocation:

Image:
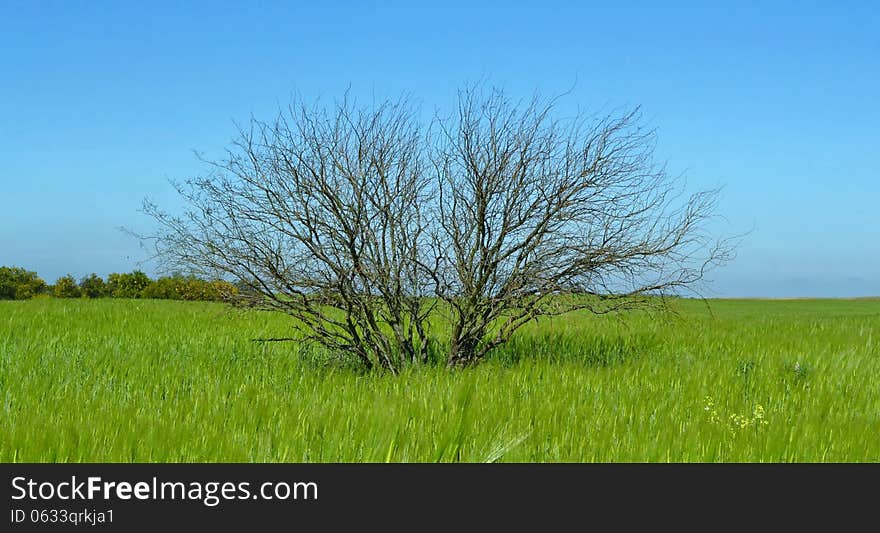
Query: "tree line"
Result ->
[[0, 266, 236, 301]]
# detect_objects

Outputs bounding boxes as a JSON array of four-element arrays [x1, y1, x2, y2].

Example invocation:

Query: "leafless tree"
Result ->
[[144, 86, 732, 372], [144, 97, 435, 373], [429, 87, 733, 367]]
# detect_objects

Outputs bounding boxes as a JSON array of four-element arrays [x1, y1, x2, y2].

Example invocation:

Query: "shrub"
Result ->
[[0, 266, 47, 300], [141, 276, 181, 300], [142, 275, 238, 301], [106, 271, 152, 298], [53, 274, 82, 298], [79, 273, 107, 298], [210, 280, 239, 301]]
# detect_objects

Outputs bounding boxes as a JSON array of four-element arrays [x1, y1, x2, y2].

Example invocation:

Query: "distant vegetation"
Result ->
[[0, 265, 235, 302], [0, 266, 47, 300]]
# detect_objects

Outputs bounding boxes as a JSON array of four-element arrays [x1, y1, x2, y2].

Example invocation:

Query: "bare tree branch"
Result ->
[[430, 85, 734, 366], [142, 85, 734, 371], [143, 95, 435, 373]]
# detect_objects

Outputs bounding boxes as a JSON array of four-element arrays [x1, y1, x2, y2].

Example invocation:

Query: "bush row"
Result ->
[[0, 266, 237, 301]]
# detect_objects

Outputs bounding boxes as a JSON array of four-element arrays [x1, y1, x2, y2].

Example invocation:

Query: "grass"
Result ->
[[1, 297, 878, 462]]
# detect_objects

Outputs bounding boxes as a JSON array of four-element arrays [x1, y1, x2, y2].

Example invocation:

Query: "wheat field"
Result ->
[[1, 297, 877, 462]]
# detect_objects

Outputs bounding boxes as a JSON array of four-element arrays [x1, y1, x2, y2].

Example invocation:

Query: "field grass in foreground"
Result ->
[[1, 297, 878, 462]]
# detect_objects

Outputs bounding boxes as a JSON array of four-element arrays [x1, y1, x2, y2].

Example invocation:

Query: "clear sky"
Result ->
[[1, 1, 877, 297]]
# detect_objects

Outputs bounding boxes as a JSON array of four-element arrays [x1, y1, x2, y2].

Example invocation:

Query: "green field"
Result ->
[[1, 297, 878, 462]]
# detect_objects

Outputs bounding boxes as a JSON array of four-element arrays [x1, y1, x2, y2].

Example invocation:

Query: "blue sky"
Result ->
[[1, 1, 877, 297]]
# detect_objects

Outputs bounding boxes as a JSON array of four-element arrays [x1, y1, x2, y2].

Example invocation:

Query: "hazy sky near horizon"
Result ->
[[1, 1, 878, 297]]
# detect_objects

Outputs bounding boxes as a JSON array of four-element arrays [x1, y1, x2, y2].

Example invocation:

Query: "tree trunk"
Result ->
[[447, 334, 479, 368]]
